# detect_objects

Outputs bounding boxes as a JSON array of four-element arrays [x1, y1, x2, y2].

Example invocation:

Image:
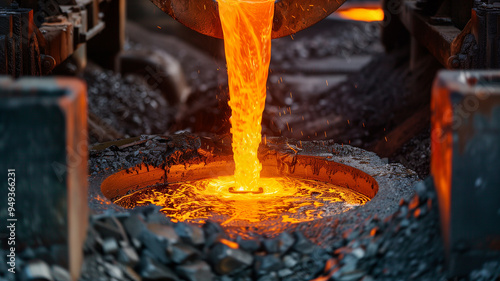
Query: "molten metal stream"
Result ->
[[110, 0, 373, 233], [218, 0, 274, 191]]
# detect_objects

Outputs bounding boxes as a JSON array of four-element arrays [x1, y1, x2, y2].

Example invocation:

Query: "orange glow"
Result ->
[[431, 85, 453, 247], [220, 238, 239, 249], [104, 0, 378, 239], [112, 177, 370, 237], [336, 7, 384, 22], [218, 0, 274, 191]]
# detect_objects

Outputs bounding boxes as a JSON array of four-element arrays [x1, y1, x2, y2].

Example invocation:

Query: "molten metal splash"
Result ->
[[336, 7, 384, 22], [218, 0, 274, 191], [113, 177, 370, 236]]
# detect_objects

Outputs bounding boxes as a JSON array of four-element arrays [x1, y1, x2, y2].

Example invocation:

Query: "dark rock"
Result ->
[[283, 255, 298, 268], [175, 223, 205, 246], [148, 224, 180, 245], [140, 230, 170, 264], [278, 268, 293, 278], [124, 266, 142, 281], [300, 256, 326, 277], [34, 247, 55, 265], [176, 260, 214, 281], [104, 262, 124, 280], [278, 232, 295, 254], [361, 275, 375, 281], [339, 254, 359, 273], [22, 260, 53, 281], [168, 243, 200, 264], [118, 246, 140, 267], [292, 233, 316, 255], [145, 208, 172, 224], [256, 274, 279, 281], [102, 238, 119, 255], [93, 217, 126, 240], [236, 237, 261, 253], [202, 220, 224, 237], [208, 243, 253, 275], [51, 265, 71, 281], [204, 232, 227, 250], [365, 241, 379, 257], [254, 255, 282, 276], [20, 248, 36, 260], [50, 245, 68, 268], [351, 248, 365, 259], [262, 238, 279, 254], [139, 223, 181, 264], [338, 270, 366, 281], [140, 255, 179, 281], [123, 215, 148, 239]]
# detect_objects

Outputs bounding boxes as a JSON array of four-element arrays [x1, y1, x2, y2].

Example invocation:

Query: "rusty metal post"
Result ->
[[472, 2, 500, 68], [0, 77, 88, 280], [432, 70, 500, 277], [87, 0, 125, 69]]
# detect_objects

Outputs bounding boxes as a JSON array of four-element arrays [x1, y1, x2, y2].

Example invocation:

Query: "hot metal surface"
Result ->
[[88, 134, 419, 242], [149, 0, 348, 39]]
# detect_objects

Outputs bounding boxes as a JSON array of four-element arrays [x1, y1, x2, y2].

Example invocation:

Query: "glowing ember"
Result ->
[[218, 0, 274, 191], [336, 7, 384, 22], [113, 177, 370, 237]]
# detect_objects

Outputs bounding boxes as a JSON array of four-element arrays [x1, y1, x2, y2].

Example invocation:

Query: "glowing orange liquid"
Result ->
[[336, 7, 384, 22], [218, 0, 275, 191]]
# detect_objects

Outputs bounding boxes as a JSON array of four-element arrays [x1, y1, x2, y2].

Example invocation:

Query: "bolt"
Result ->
[[448, 56, 460, 69], [43, 60, 52, 70]]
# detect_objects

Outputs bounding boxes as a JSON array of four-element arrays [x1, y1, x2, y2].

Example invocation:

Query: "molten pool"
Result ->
[[112, 176, 370, 236]]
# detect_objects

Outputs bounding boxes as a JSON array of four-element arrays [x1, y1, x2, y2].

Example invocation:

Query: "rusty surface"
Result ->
[[432, 70, 500, 276], [399, 1, 464, 69], [0, 77, 88, 280], [149, 0, 348, 39]]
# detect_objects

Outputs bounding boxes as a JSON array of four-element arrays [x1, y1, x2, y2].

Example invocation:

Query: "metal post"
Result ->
[[432, 70, 500, 277], [0, 77, 88, 280]]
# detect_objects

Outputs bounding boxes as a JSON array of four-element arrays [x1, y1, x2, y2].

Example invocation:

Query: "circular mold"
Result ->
[[88, 135, 419, 240]]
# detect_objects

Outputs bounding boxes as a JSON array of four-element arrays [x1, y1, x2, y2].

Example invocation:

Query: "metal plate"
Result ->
[[149, 0, 348, 39]]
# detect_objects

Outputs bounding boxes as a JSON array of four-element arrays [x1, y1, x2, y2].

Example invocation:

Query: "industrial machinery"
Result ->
[[4, 0, 499, 76], [382, 0, 500, 69], [0, 0, 124, 76], [1, 0, 500, 280]]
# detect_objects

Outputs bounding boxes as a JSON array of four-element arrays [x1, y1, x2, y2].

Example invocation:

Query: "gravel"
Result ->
[[5, 178, 500, 281], [84, 64, 174, 144]]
